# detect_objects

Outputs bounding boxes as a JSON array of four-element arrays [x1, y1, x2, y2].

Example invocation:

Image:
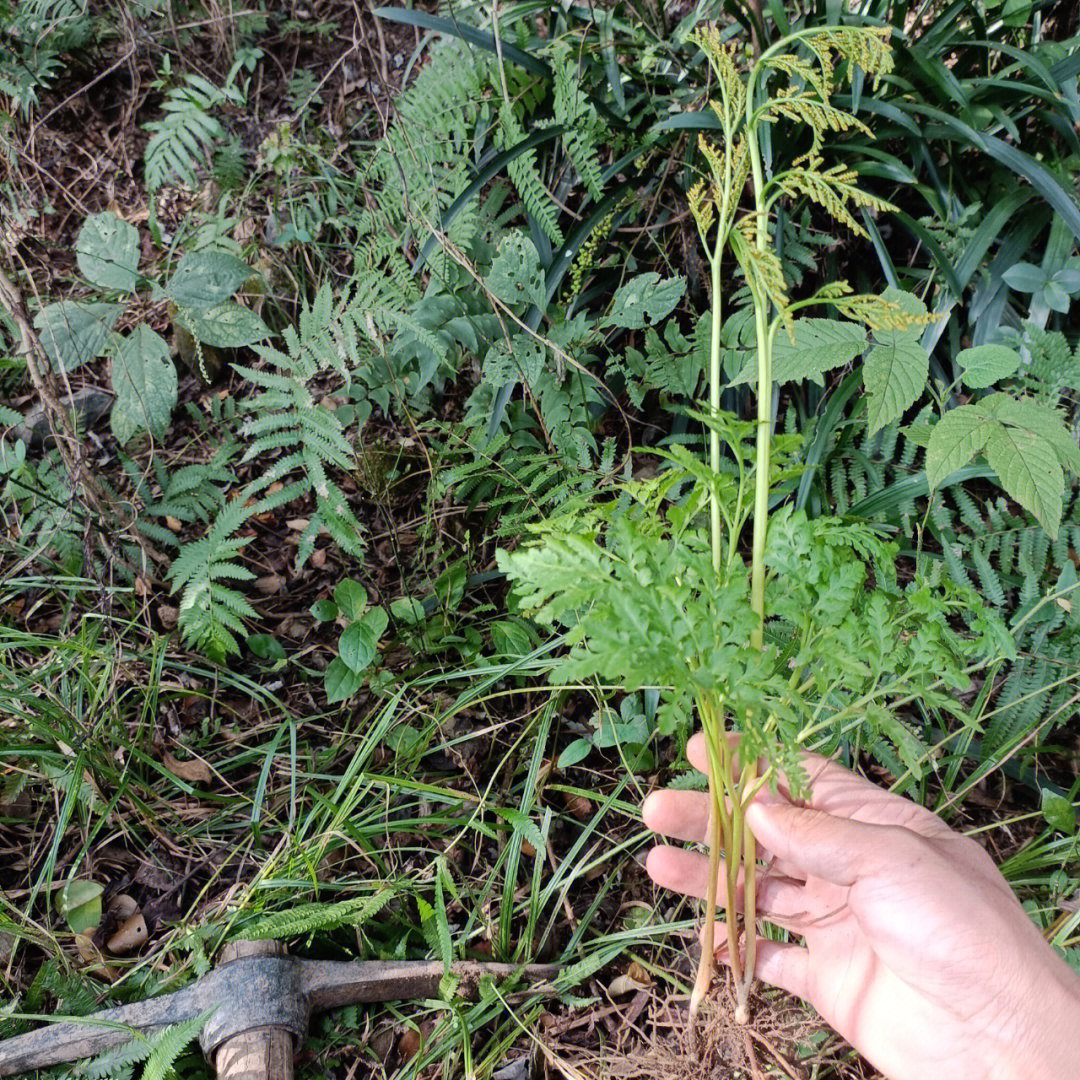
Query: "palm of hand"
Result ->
[[643, 737, 1051, 1080]]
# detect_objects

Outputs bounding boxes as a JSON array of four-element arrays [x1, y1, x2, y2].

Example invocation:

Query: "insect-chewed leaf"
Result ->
[[34, 301, 121, 372], [485, 232, 546, 310], [166, 251, 254, 309], [603, 273, 686, 330], [110, 325, 177, 443], [178, 301, 270, 348], [76, 212, 140, 292]]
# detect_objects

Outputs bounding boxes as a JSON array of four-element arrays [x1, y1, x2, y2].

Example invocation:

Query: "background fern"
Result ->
[[166, 497, 257, 663]]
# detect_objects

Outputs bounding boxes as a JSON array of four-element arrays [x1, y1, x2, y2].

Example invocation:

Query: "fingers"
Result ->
[[752, 940, 811, 1000], [642, 789, 710, 845], [705, 924, 812, 1002], [745, 800, 899, 887], [686, 731, 952, 839], [646, 845, 818, 925]]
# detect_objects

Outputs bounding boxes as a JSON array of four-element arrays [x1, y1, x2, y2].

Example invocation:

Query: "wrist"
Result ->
[[986, 965, 1080, 1080]]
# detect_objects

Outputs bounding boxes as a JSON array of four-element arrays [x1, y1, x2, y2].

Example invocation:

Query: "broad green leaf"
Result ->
[[603, 273, 686, 330], [1041, 789, 1076, 834], [76, 212, 140, 291], [325, 657, 364, 702], [334, 579, 367, 621], [957, 344, 1022, 389], [34, 301, 120, 372], [484, 233, 545, 309], [556, 738, 592, 769], [1002, 261, 1047, 293], [176, 301, 269, 348], [310, 599, 338, 622], [483, 338, 545, 386], [390, 596, 425, 625], [1041, 280, 1071, 313], [361, 605, 389, 641], [339, 620, 378, 672], [165, 251, 253, 308], [56, 879, 103, 933], [984, 421, 1064, 537], [246, 634, 285, 660], [729, 319, 867, 387], [926, 405, 992, 488], [980, 393, 1080, 473], [110, 326, 177, 444], [864, 336, 928, 434]]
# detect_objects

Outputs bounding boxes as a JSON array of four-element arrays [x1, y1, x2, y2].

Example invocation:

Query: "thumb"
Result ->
[[746, 800, 893, 887]]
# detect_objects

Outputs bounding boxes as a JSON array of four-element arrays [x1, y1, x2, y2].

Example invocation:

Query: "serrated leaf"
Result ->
[[870, 706, 926, 780], [957, 344, 1022, 389], [485, 233, 545, 309], [729, 318, 867, 387], [325, 657, 364, 702], [603, 273, 686, 330], [165, 251, 254, 308], [981, 393, 1080, 474], [984, 422, 1064, 537], [34, 301, 121, 372], [864, 335, 928, 434], [176, 301, 269, 348], [492, 806, 545, 853], [110, 326, 177, 443], [76, 212, 139, 291], [926, 405, 993, 488]]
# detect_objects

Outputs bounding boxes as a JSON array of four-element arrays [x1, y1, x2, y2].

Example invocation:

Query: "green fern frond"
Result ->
[[141, 1009, 216, 1080], [144, 73, 242, 191], [167, 498, 256, 662], [498, 103, 563, 245], [242, 891, 395, 940], [772, 159, 895, 237]]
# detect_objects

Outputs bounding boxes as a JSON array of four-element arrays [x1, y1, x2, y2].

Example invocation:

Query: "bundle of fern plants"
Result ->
[[500, 23, 1014, 1025]]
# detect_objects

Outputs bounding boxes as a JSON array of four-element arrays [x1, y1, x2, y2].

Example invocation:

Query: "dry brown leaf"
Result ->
[[311, 547, 327, 568], [157, 604, 179, 629], [163, 750, 212, 784], [255, 573, 284, 595], [108, 893, 138, 919], [607, 965, 651, 996], [107, 912, 148, 954], [165, 515, 182, 532], [562, 792, 592, 819], [287, 518, 310, 531]]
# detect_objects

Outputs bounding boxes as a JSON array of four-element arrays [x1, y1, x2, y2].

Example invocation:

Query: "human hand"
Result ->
[[643, 733, 1080, 1080]]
